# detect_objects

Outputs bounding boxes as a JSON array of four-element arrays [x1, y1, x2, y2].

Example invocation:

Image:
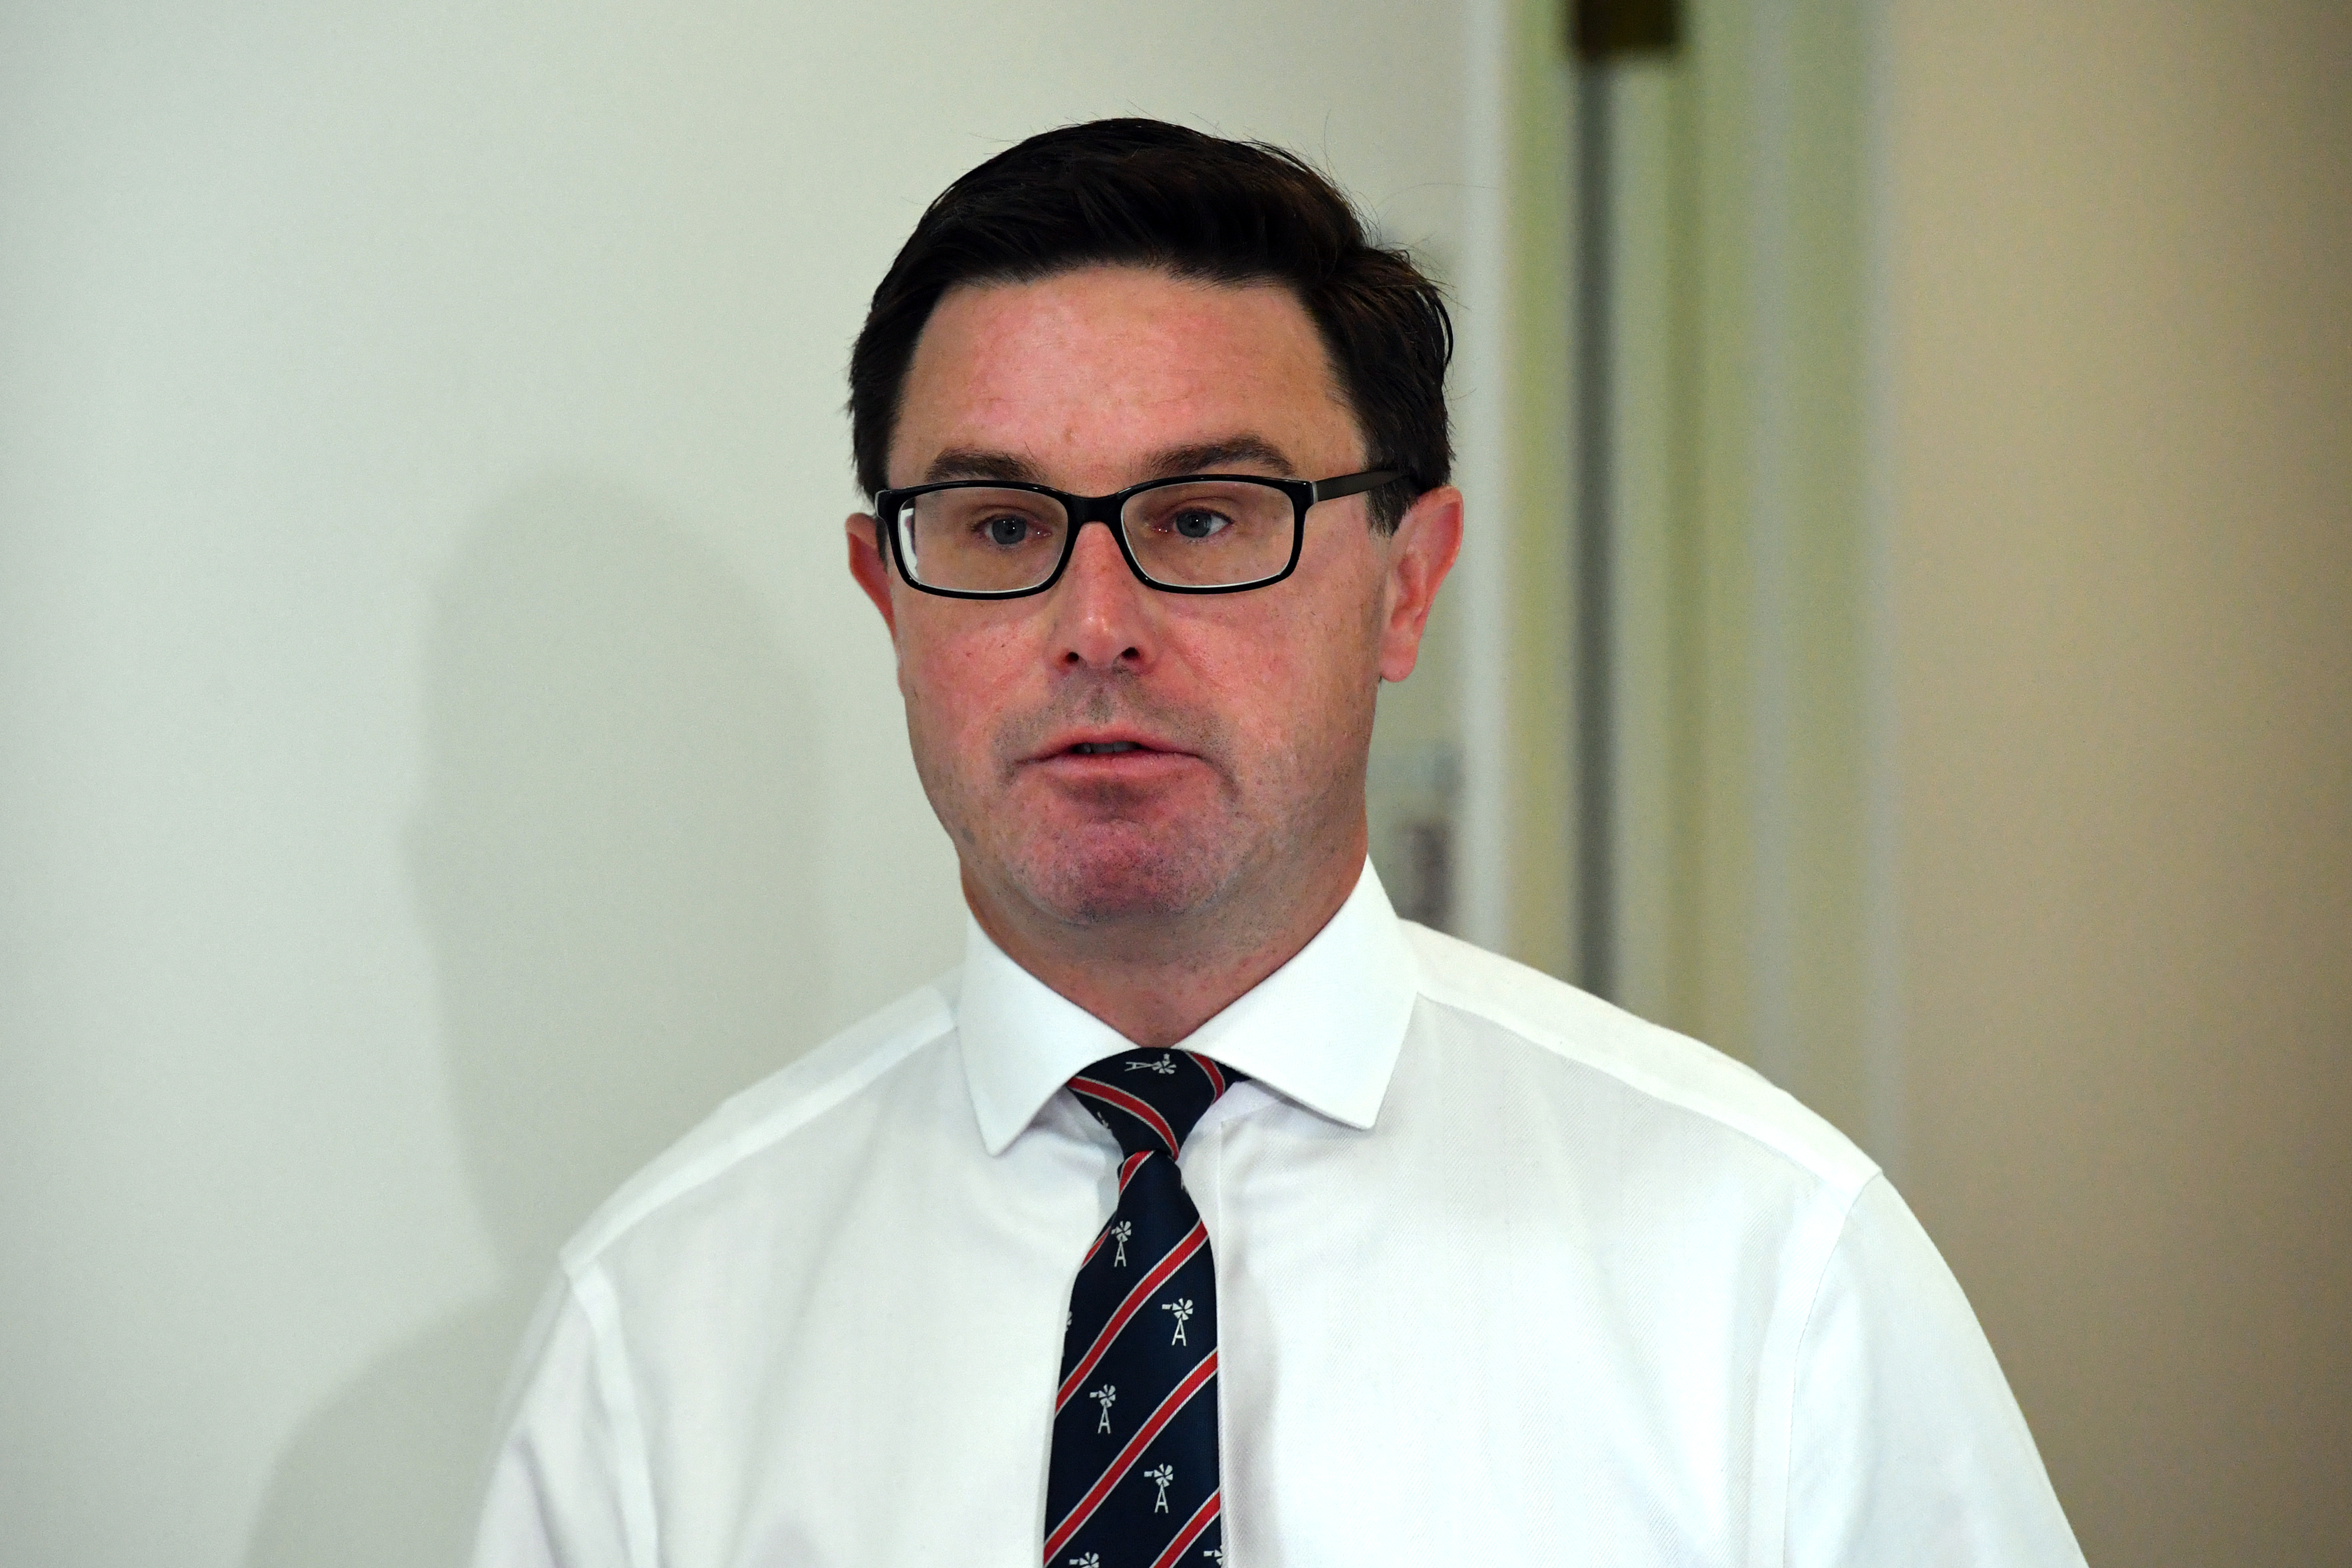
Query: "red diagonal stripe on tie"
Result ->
[[1147, 1489, 1222, 1568], [1071, 1078, 1180, 1157], [1185, 1052, 1227, 1098], [1056, 1219, 1205, 1411], [1079, 1156, 1152, 1266], [1041, 1349, 1219, 1563]]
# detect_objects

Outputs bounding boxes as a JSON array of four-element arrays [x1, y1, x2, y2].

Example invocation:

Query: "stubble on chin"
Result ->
[[1012, 815, 1235, 926]]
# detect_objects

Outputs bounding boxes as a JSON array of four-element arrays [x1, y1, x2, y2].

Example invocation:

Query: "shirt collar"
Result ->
[[956, 859, 1421, 1156]]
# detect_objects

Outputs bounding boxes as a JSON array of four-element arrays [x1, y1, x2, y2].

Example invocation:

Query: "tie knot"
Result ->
[[1068, 1049, 1245, 1159]]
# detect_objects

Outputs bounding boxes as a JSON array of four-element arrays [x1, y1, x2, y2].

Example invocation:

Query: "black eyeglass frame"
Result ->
[[872, 468, 1406, 599]]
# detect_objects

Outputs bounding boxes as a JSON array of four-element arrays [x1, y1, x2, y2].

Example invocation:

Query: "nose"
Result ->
[[1048, 518, 1159, 671]]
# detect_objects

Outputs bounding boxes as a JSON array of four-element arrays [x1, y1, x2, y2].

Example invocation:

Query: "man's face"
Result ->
[[848, 265, 1457, 945]]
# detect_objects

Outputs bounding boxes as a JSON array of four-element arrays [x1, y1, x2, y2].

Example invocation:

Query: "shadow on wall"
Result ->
[[245, 481, 822, 1568]]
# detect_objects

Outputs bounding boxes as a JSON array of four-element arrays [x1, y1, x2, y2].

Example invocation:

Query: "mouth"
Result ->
[[1024, 730, 1194, 767]]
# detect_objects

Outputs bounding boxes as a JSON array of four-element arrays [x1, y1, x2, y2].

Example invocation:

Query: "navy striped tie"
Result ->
[[1044, 1048, 1243, 1568]]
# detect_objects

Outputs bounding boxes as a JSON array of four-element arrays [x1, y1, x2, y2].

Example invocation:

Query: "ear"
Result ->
[[847, 512, 899, 638], [1377, 485, 1463, 682]]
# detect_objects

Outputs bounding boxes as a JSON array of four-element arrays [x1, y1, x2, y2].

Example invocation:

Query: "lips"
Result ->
[[1028, 729, 1188, 763]]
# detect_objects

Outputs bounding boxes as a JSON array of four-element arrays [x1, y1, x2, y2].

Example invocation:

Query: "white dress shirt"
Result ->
[[472, 864, 2083, 1567]]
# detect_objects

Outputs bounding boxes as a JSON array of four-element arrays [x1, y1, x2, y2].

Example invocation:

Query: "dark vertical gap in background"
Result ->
[[1574, 63, 1617, 1002], [1574, 0, 1682, 57]]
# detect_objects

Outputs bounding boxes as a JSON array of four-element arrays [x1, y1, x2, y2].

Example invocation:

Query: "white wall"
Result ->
[[0, 7, 1474, 1565]]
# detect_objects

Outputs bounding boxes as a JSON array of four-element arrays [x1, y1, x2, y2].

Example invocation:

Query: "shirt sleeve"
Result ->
[[469, 1270, 648, 1568], [1784, 1174, 2087, 1568]]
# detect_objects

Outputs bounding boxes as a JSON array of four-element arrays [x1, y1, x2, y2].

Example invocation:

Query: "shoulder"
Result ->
[[1401, 921, 1881, 1204], [559, 974, 960, 1272]]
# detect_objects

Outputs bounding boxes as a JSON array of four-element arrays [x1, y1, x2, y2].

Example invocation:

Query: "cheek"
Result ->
[[1186, 604, 1377, 761], [898, 620, 1029, 759]]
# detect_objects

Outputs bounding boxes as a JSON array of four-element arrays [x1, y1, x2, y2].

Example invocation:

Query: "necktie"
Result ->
[[1044, 1048, 1244, 1568]]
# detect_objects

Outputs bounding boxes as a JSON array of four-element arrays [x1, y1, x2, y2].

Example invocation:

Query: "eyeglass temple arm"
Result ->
[[1306, 469, 1405, 504]]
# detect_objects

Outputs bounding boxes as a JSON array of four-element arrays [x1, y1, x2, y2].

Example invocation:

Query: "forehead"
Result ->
[[887, 266, 1361, 485]]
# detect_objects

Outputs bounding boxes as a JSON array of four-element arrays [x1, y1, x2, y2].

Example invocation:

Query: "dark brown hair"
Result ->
[[847, 118, 1452, 532]]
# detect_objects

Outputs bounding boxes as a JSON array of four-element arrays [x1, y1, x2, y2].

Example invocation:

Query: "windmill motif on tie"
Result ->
[[1045, 1048, 1244, 1568]]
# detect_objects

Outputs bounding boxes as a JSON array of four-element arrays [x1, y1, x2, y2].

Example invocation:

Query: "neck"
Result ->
[[963, 829, 1368, 1049]]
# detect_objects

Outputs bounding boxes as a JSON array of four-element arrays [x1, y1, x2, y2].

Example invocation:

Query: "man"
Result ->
[[473, 119, 2083, 1567]]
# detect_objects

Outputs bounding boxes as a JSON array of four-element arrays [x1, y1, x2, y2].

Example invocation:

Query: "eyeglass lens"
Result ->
[[896, 480, 1297, 593]]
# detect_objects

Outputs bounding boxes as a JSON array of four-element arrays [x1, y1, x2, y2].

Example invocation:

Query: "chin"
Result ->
[[1008, 827, 1242, 928]]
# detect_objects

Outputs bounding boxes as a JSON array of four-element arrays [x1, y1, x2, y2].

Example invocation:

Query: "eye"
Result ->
[[1167, 507, 1231, 541], [980, 513, 1034, 547]]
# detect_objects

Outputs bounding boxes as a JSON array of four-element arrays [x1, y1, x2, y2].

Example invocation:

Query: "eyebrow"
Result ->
[[1141, 434, 1298, 479], [918, 434, 1300, 490], [922, 448, 1050, 485]]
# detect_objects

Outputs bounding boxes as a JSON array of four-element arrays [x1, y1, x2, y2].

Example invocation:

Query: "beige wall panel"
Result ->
[[1886, 4, 2352, 1561]]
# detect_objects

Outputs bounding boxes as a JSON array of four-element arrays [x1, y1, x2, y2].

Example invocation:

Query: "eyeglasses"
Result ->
[[873, 469, 1403, 599]]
